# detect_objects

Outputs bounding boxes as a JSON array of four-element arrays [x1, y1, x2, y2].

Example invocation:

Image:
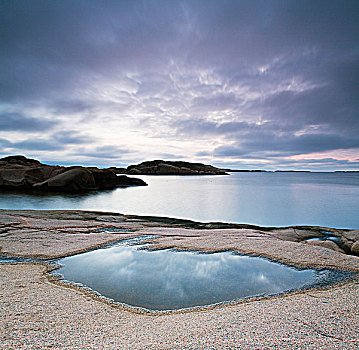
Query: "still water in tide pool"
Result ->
[[55, 240, 327, 311], [1, 172, 358, 229]]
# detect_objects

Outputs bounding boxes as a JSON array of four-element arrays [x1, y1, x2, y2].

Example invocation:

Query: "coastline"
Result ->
[[1, 209, 359, 348]]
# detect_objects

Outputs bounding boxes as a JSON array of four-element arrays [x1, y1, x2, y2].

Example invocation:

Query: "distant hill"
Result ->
[[114, 160, 229, 175]]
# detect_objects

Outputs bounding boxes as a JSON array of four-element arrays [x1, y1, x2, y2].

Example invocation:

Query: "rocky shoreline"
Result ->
[[123, 160, 228, 175], [1, 209, 359, 348], [0, 155, 147, 192], [1, 209, 358, 262], [0, 155, 232, 193]]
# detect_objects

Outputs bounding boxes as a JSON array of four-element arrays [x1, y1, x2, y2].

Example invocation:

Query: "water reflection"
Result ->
[[56, 242, 323, 311]]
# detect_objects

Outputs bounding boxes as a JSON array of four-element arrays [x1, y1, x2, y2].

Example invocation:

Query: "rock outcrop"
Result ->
[[270, 227, 359, 256], [0, 155, 147, 192], [106, 166, 127, 175], [126, 160, 228, 175]]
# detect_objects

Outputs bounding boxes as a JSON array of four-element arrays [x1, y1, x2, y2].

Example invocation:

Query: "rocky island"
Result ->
[[0, 155, 147, 192], [110, 160, 228, 175]]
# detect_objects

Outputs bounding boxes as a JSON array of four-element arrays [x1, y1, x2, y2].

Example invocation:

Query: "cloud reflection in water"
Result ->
[[57, 243, 318, 311]]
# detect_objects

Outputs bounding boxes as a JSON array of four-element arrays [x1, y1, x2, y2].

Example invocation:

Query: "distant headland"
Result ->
[[0, 156, 229, 193], [110, 159, 228, 175]]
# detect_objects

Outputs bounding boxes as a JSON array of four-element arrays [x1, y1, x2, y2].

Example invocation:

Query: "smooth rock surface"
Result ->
[[305, 239, 345, 253]]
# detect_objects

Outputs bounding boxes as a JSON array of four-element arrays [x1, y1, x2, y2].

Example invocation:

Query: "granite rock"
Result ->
[[351, 241, 359, 255], [0, 155, 147, 192]]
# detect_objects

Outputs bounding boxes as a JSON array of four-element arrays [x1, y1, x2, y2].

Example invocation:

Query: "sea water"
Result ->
[[1, 172, 358, 229]]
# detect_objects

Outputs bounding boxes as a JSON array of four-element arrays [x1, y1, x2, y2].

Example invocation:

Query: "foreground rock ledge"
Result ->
[[1, 209, 359, 349], [0, 209, 358, 267]]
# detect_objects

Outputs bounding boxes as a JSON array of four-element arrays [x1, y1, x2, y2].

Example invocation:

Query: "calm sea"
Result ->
[[1, 172, 358, 229]]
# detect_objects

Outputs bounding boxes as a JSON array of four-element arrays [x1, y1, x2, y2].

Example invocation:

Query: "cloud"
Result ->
[[0, 131, 93, 153], [54, 131, 92, 145], [190, 93, 241, 112], [11, 139, 64, 151], [213, 133, 359, 159], [50, 100, 95, 115], [0, 138, 11, 147], [74, 145, 131, 159], [0, 1, 358, 169], [196, 151, 211, 157], [0, 112, 57, 131], [174, 119, 262, 137], [269, 157, 359, 171], [214, 146, 245, 157]]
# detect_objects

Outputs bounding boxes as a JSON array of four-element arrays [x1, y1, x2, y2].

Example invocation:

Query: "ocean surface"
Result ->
[[1, 172, 358, 229]]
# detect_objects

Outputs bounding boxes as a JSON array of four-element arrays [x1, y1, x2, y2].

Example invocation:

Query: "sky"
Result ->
[[1, 0, 358, 171]]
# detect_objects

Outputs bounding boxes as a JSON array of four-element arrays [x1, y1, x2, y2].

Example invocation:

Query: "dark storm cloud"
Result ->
[[260, 82, 359, 133], [2, 0, 354, 99], [0, 1, 358, 168], [0, 0, 193, 102], [0, 112, 56, 131]]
